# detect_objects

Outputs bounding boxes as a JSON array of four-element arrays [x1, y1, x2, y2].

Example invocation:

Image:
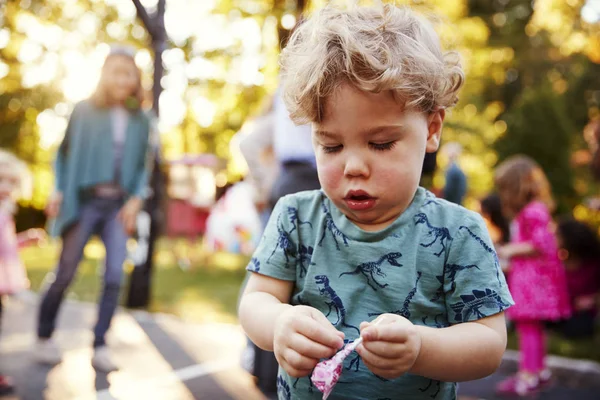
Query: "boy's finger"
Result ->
[[297, 314, 344, 349], [360, 339, 405, 359], [281, 347, 319, 372], [289, 333, 336, 360], [361, 323, 411, 343]]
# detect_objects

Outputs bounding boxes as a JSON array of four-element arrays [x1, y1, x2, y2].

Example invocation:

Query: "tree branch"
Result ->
[[131, 0, 156, 37]]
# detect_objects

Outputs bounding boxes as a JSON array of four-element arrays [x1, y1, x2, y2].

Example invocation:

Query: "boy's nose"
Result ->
[[343, 154, 370, 178]]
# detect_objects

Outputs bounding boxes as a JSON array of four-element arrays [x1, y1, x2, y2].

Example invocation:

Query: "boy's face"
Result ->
[[313, 84, 443, 231]]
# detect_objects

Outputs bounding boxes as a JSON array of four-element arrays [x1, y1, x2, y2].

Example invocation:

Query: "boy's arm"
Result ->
[[239, 272, 294, 351], [411, 312, 507, 381]]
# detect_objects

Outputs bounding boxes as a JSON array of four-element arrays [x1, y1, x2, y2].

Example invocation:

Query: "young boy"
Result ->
[[238, 4, 514, 399]]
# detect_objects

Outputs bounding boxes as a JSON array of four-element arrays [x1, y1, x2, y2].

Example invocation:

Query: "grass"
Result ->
[[21, 238, 249, 324], [20, 239, 600, 363]]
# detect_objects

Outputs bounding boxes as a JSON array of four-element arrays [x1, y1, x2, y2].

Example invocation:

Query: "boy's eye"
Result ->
[[322, 144, 343, 154], [370, 141, 396, 151]]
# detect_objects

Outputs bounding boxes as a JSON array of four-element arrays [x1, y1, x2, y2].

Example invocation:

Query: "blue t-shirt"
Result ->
[[247, 187, 514, 400]]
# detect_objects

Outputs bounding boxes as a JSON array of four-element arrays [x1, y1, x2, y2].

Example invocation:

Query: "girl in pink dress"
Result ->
[[0, 150, 45, 396], [494, 155, 571, 396]]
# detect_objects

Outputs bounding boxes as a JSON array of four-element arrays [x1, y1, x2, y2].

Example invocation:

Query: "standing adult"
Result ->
[[38, 45, 153, 372], [442, 142, 467, 205]]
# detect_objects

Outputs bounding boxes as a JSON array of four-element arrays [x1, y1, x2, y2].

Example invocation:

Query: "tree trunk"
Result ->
[[126, 0, 166, 309]]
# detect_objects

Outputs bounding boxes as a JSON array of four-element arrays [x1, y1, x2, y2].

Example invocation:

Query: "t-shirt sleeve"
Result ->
[[245, 195, 298, 281], [444, 213, 514, 324]]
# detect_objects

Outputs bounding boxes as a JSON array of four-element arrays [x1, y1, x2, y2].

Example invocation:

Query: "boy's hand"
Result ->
[[273, 305, 345, 378], [357, 314, 422, 380]]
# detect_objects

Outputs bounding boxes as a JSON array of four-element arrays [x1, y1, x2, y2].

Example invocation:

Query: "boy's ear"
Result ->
[[426, 108, 445, 153]]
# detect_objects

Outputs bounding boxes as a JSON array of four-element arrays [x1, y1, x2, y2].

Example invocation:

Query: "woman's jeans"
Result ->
[[38, 197, 128, 348]]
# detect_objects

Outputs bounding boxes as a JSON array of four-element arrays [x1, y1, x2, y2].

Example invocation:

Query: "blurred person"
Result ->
[[554, 218, 600, 338], [442, 142, 467, 205], [269, 86, 321, 209], [38, 45, 153, 373], [239, 4, 514, 399], [0, 150, 46, 396], [237, 95, 279, 228], [495, 155, 571, 395], [238, 85, 321, 395], [234, 96, 279, 389], [480, 193, 510, 247]]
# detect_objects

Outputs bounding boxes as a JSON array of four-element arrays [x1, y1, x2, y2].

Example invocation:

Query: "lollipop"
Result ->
[[310, 336, 363, 399]]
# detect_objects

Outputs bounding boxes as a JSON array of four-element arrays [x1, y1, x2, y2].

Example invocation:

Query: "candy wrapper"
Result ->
[[311, 337, 363, 399]]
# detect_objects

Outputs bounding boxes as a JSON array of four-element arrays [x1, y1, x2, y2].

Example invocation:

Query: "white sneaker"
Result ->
[[35, 339, 62, 365], [91, 346, 118, 373]]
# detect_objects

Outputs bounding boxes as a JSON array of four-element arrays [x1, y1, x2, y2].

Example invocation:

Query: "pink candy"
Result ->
[[311, 337, 363, 399]]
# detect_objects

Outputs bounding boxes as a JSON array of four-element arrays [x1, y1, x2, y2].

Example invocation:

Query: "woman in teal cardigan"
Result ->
[[37, 46, 153, 373]]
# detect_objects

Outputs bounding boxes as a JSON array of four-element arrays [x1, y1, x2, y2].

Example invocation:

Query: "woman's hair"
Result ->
[[0, 149, 31, 200], [556, 218, 600, 263], [480, 193, 510, 244], [494, 155, 555, 218], [280, 3, 465, 124], [90, 45, 143, 110]]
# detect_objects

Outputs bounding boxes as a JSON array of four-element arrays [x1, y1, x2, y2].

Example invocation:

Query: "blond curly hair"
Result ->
[[280, 3, 464, 124]]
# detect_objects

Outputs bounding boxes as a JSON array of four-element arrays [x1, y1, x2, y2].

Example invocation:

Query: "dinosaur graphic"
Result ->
[[431, 263, 481, 302], [339, 252, 403, 290], [419, 379, 442, 398], [414, 213, 452, 257], [286, 206, 312, 234], [422, 313, 447, 328], [277, 375, 291, 400], [459, 225, 503, 286], [247, 257, 260, 272], [297, 244, 315, 278], [267, 213, 296, 267], [450, 288, 511, 323], [318, 201, 350, 250], [315, 275, 359, 335], [369, 272, 422, 319]]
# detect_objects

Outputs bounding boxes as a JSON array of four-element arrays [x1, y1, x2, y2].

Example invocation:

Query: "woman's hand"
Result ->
[[45, 192, 63, 218], [118, 197, 143, 235], [273, 305, 345, 378], [357, 314, 422, 380]]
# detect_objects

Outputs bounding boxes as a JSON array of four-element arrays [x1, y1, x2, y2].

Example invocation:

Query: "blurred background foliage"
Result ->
[[1, 0, 600, 229]]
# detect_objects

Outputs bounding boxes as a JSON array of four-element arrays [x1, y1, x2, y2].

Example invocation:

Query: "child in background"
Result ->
[[495, 155, 571, 395], [0, 150, 45, 396], [555, 218, 600, 338], [238, 4, 514, 399]]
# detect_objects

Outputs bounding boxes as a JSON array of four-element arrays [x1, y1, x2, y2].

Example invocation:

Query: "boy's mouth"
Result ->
[[344, 190, 377, 211]]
